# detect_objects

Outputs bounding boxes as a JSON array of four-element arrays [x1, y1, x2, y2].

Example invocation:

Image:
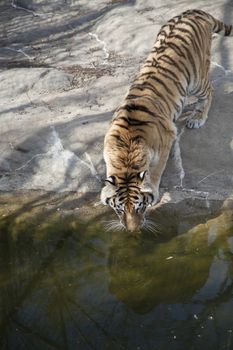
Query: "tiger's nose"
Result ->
[[124, 215, 141, 232], [126, 223, 139, 232]]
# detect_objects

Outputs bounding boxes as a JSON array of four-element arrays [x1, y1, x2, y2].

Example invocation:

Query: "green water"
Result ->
[[0, 194, 233, 350]]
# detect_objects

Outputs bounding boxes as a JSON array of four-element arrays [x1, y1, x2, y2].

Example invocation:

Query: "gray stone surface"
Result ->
[[0, 0, 233, 204]]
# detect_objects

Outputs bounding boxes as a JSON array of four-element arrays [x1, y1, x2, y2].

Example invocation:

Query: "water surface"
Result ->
[[0, 193, 233, 350]]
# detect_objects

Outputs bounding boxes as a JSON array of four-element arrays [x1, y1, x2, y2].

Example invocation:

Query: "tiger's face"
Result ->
[[101, 171, 156, 232]]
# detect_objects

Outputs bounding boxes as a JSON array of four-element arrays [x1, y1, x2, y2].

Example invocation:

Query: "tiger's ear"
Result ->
[[138, 171, 158, 205], [105, 176, 116, 186], [138, 171, 147, 182], [139, 171, 153, 193], [101, 176, 117, 205]]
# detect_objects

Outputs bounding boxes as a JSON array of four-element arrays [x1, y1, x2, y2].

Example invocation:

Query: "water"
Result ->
[[0, 193, 233, 350]]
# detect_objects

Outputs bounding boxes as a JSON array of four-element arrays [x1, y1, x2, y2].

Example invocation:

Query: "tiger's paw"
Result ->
[[186, 114, 207, 129]]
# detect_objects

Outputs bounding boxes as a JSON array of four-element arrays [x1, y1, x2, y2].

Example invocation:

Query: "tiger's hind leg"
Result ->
[[186, 83, 213, 129]]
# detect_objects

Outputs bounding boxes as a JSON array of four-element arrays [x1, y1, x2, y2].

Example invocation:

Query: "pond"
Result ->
[[0, 192, 233, 350]]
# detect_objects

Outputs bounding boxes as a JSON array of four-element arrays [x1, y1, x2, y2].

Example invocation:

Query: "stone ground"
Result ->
[[0, 0, 233, 209]]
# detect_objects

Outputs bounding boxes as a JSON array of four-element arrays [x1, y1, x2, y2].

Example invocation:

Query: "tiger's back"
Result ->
[[128, 9, 232, 124], [101, 9, 233, 232]]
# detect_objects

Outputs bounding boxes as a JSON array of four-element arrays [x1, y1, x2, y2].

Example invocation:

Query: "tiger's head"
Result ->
[[101, 171, 157, 232]]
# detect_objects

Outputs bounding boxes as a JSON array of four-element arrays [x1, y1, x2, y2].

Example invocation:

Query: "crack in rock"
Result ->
[[88, 32, 110, 64], [15, 152, 48, 172], [11, 0, 50, 18], [4, 47, 35, 60], [45, 127, 102, 184], [0, 127, 102, 192], [197, 169, 225, 185], [80, 153, 102, 183]]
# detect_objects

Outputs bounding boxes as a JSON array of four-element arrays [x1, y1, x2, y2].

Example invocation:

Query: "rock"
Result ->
[[0, 0, 232, 206]]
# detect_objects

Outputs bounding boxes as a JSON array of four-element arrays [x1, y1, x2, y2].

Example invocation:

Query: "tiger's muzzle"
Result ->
[[121, 211, 144, 232]]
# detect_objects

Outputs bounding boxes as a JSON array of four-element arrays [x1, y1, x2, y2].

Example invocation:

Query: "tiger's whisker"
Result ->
[[146, 221, 162, 231], [143, 218, 162, 234], [104, 219, 125, 232]]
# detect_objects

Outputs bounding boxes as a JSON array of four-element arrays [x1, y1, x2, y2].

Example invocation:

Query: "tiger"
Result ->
[[101, 9, 233, 232]]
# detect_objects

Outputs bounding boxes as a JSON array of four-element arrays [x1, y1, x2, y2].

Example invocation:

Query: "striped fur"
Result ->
[[101, 9, 232, 232]]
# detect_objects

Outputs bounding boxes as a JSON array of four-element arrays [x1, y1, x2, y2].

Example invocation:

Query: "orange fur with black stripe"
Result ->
[[101, 9, 233, 232]]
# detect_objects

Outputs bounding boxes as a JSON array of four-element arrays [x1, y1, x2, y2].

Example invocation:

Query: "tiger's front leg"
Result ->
[[186, 83, 213, 129], [148, 146, 172, 205]]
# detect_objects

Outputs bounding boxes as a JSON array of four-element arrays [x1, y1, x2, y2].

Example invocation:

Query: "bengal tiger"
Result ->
[[101, 9, 232, 232]]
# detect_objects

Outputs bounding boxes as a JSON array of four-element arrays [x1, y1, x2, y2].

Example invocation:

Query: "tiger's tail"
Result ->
[[210, 15, 233, 36]]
